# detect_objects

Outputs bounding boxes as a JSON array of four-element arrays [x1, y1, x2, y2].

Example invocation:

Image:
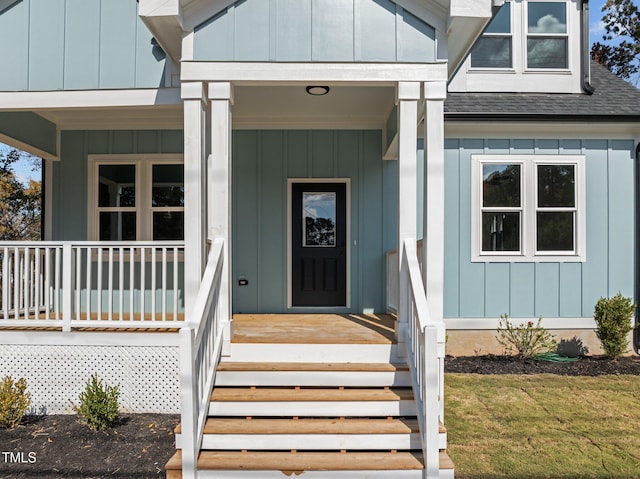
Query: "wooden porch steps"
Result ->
[[166, 451, 454, 478], [166, 314, 452, 478]]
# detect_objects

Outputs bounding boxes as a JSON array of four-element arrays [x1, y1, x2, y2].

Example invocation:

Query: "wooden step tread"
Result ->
[[166, 451, 454, 471], [211, 387, 414, 402], [176, 418, 423, 435], [217, 362, 408, 372]]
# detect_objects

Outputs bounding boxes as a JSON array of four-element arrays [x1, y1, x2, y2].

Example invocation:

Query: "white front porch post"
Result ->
[[422, 80, 447, 421], [397, 82, 420, 352], [182, 81, 208, 317], [422, 81, 446, 324], [208, 82, 233, 350]]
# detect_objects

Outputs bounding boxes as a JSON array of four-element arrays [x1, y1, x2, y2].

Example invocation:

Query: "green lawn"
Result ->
[[445, 374, 640, 479]]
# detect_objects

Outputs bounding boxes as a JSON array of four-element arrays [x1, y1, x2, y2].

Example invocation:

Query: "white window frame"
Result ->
[[471, 154, 585, 262], [524, 0, 570, 72], [88, 154, 184, 241]]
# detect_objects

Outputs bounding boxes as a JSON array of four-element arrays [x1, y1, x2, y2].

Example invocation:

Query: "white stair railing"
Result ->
[[401, 238, 444, 479], [179, 238, 226, 479], [0, 241, 184, 330]]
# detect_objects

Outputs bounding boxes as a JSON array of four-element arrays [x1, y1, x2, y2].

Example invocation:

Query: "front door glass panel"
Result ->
[[303, 192, 336, 247]]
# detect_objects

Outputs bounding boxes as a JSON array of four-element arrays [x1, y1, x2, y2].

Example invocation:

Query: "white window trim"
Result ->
[[523, 0, 570, 72], [88, 154, 184, 241], [471, 154, 586, 263]]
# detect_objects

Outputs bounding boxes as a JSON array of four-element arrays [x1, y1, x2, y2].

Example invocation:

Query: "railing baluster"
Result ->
[[13, 248, 19, 321], [34, 248, 41, 320], [55, 247, 61, 321], [129, 247, 135, 321], [151, 247, 156, 321], [173, 246, 179, 322], [108, 248, 114, 321], [86, 247, 92, 320], [44, 248, 51, 320], [97, 247, 103, 320], [118, 247, 124, 321], [2, 247, 9, 320], [23, 247, 30, 320], [75, 247, 81, 321], [140, 247, 146, 321], [162, 247, 167, 322]]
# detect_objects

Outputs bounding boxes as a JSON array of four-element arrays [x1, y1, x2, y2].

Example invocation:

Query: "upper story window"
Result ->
[[90, 156, 184, 241], [470, 2, 512, 69], [527, 1, 568, 69], [472, 155, 585, 262]]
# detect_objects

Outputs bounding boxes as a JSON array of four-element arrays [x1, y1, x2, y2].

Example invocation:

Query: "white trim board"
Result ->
[[445, 317, 597, 330], [181, 62, 448, 85], [0, 331, 181, 347], [287, 179, 351, 310], [0, 88, 181, 110], [0, 132, 58, 161]]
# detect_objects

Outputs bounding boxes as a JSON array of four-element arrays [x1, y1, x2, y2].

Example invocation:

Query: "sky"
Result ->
[[0, 0, 629, 185]]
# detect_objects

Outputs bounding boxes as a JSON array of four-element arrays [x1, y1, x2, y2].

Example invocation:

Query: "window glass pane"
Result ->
[[482, 164, 521, 207], [153, 212, 184, 240], [537, 212, 574, 251], [482, 212, 520, 252], [485, 2, 511, 33], [538, 165, 575, 207], [152, 164, 184, 207], [303, 192, 336, 247], [528, 2, 567, 33], [99, 212, 136, 241], [527, 38, 567, 68], [471, 37, 512, 68], [98, 165, 135, 207]]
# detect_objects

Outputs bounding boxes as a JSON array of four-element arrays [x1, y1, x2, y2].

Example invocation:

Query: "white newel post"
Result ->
[[422, 81, 447, 421], [397, 82, 420, 353], [208, 82, 233, 353], [182, 82, 208, 318]]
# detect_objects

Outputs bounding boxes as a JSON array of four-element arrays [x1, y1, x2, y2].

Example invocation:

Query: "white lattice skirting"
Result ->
[[0, 345, 180, 414]]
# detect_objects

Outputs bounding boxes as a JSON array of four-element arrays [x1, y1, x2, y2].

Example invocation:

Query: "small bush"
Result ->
[[73, 374, 119, 431], [496, 315, 557, 359], [594, 293, 636, 359], [0, 376, 31, 429]]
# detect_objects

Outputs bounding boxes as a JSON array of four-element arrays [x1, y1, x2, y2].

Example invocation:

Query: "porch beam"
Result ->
[[182, 81, 208, 317], [422, 81, 446, 326], [208, 82, 233, 352], [181, 62, 448, 85], [396, 82, 420, 348]]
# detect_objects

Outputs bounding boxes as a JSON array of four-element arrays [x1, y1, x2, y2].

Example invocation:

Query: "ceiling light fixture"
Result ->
[[306, 86, 330, 96]]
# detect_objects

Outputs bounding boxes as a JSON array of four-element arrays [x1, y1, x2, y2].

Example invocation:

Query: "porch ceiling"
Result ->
[[31, 85, 395, 131]]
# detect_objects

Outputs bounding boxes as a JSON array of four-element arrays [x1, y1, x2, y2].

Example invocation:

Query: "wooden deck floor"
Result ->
[[232, 314, 396, 344]]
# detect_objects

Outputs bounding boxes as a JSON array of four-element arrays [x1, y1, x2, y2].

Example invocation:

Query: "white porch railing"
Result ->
[[0, 241, 184, 330], [179, 238, 226, 479], [397, 239, 444, 478], [386, 239, 423, 313]]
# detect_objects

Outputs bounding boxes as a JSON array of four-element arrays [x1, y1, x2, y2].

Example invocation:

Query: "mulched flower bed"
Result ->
[[0, 413, 178, 479], [446, 354, 640, 376], [2, 355, 639, 478]]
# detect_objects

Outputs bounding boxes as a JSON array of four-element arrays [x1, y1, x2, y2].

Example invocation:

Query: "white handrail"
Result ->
[[179, 238, 225, 479], [402, 238, 442, 479]]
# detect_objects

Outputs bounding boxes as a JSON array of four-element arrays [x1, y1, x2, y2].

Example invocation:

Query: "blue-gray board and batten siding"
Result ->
[[232, 130, 398, 314], [440, 138, 635, 320], [194, 0, 436, 63], [0, 0, 166, 92]]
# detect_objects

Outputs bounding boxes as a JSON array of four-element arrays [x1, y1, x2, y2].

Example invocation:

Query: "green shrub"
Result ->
[[73, 374, 119, 430], [496, 315, 557, 359], [0, 376, 31, 429], [594, 293, 636, 359]]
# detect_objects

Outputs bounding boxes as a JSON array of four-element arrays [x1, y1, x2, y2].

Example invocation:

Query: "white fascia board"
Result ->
[[446, 0, 493, 76], [0, 331, 181, 347], [139, 0, 184, 62], [181, 62, 448, 85], [445, 121, 640, 139], [0, 88, 181, 110], [445, 317, 597, 330]]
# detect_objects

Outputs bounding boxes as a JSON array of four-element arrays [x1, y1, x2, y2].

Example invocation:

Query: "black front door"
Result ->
[[291, 182, 347, 307]]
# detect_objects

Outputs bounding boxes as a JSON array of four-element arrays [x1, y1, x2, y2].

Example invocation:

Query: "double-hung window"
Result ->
[[90, 156, 184, 241], [470, 1, 512, 69], [472, 155, 585, 262], [526, 1, 568, 69]]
